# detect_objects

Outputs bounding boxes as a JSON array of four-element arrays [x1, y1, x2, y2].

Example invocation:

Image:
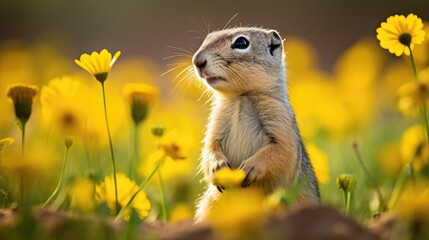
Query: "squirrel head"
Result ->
[[193, 27, 286, 96]]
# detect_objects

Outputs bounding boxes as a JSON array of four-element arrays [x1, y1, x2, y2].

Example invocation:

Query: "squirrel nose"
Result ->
[[193, 52, 207, 69]]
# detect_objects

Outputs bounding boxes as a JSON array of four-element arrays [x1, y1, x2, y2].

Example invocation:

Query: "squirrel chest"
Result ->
[[215, 96, 271, 168]]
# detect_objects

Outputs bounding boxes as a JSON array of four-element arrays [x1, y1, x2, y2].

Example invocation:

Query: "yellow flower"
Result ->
[[123, 83, 160, 125], [379, 62, 414, 111], [290, 72, 355, 137], [377, 141, 402, 176], [40, 76, 85, 135], [397, 68, 429, 116], [400, 124, 428, 170], [334, 39, 382, 126], [139, 129, 192, 183], [139, 149, 193, 183], [212, 167, 246, 189], [74, 49, 121, 83], [398, 74, 429, 104], [398, 96, 420, 117], [209, 189, 267, 239], [284, 37, 318, 80], [306, 143, 330, 184], [376, 13, 426, 56], [394, 181, 429, 223], [170, 203, 194, 223], [264, 189, 288, 215], [335, 38, 383, 90], [6, 84, 38, 124], [1, 143, 60, 184], [95, 173, 151, 220], [159, 129, 190, 160], [123, 83, 159, 105], [69, 177, 96, 213]]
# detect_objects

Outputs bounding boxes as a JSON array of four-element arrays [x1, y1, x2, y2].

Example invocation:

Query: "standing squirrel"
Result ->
[[192, 27, 320, 221]]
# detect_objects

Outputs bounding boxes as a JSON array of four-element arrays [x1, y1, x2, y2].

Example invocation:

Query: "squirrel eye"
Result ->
[[231, 37, 250, 49]]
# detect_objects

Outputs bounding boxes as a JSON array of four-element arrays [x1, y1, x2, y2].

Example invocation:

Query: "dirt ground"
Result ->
[[0, 205, 398, 240]]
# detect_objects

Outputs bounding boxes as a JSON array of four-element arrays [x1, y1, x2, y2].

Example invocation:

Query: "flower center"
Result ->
[[399, 33, 412, 46], [61, 112, 77, 129], [418, 83, 429, 97], [94, 72, 108, 83]]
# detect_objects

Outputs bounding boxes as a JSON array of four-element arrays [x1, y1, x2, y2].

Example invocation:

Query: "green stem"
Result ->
[[410, 45, 429, 152], [408, 46, 418, 80], [43, 145, 70, 207], [20, 119, 26, 209], [408, 46, 429, 179], [101, 82, 119, 215], [158, 168, 168, 222], [352, 143, 386, 212], [388, 164, 408, 210], [115, 160, 162, 221], [422, 104, 429, 145], [405, 162, 416, 186], [21, 119, 26, 159], [130, 123, 140, 181], [344, 191, 351, 214]]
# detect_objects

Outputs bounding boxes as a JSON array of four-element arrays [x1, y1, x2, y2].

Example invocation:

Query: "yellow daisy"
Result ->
[[398, 69, 429, 116], [400, 124, 428, 170], [394, 181, 429, 223], [68, 177, 97, 213], [40, 76, 85, 135], [209, 189, 266, 239], [96, 173, 151, 220], [169, 203, 194, 223], [159, 129, 190, 160], [74, 49, 121, 83], [376, 13, 426, 56]]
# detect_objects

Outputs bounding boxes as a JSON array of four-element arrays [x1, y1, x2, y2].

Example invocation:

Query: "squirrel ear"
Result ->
[[268, 30, 282, 56]]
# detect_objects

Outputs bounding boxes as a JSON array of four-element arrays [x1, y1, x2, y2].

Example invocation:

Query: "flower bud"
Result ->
[[151, 124, 166, 138], [336, 174, 357, 193], [65, 137, 74, 149], [123, 83, 159, 126], [6, 84, 38, 126]]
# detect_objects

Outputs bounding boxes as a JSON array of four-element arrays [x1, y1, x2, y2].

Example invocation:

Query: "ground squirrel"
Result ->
[[192, 27, 320, 221]]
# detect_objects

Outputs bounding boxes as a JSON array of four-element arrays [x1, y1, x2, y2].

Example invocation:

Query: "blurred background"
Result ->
[[0, 0, 429, 224], [1, 0, 428, 71]]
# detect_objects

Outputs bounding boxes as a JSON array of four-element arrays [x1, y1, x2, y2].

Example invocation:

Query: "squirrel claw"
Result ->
[[216, 185, 224, 193], [210, 160, 231, 174], [241, 166, 255, 188]]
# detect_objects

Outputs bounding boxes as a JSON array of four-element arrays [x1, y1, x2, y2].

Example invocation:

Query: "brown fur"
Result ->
[[192, 27, 320, 221]]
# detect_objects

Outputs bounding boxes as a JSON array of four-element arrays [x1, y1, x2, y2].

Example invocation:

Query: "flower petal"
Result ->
[[110, 51, 122, 67]]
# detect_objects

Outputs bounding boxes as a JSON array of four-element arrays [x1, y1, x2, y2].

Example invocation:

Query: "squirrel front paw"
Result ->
[[239, 159, 266, 188], [210, 159, 231, 174], [209, 160, 231, 192]]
